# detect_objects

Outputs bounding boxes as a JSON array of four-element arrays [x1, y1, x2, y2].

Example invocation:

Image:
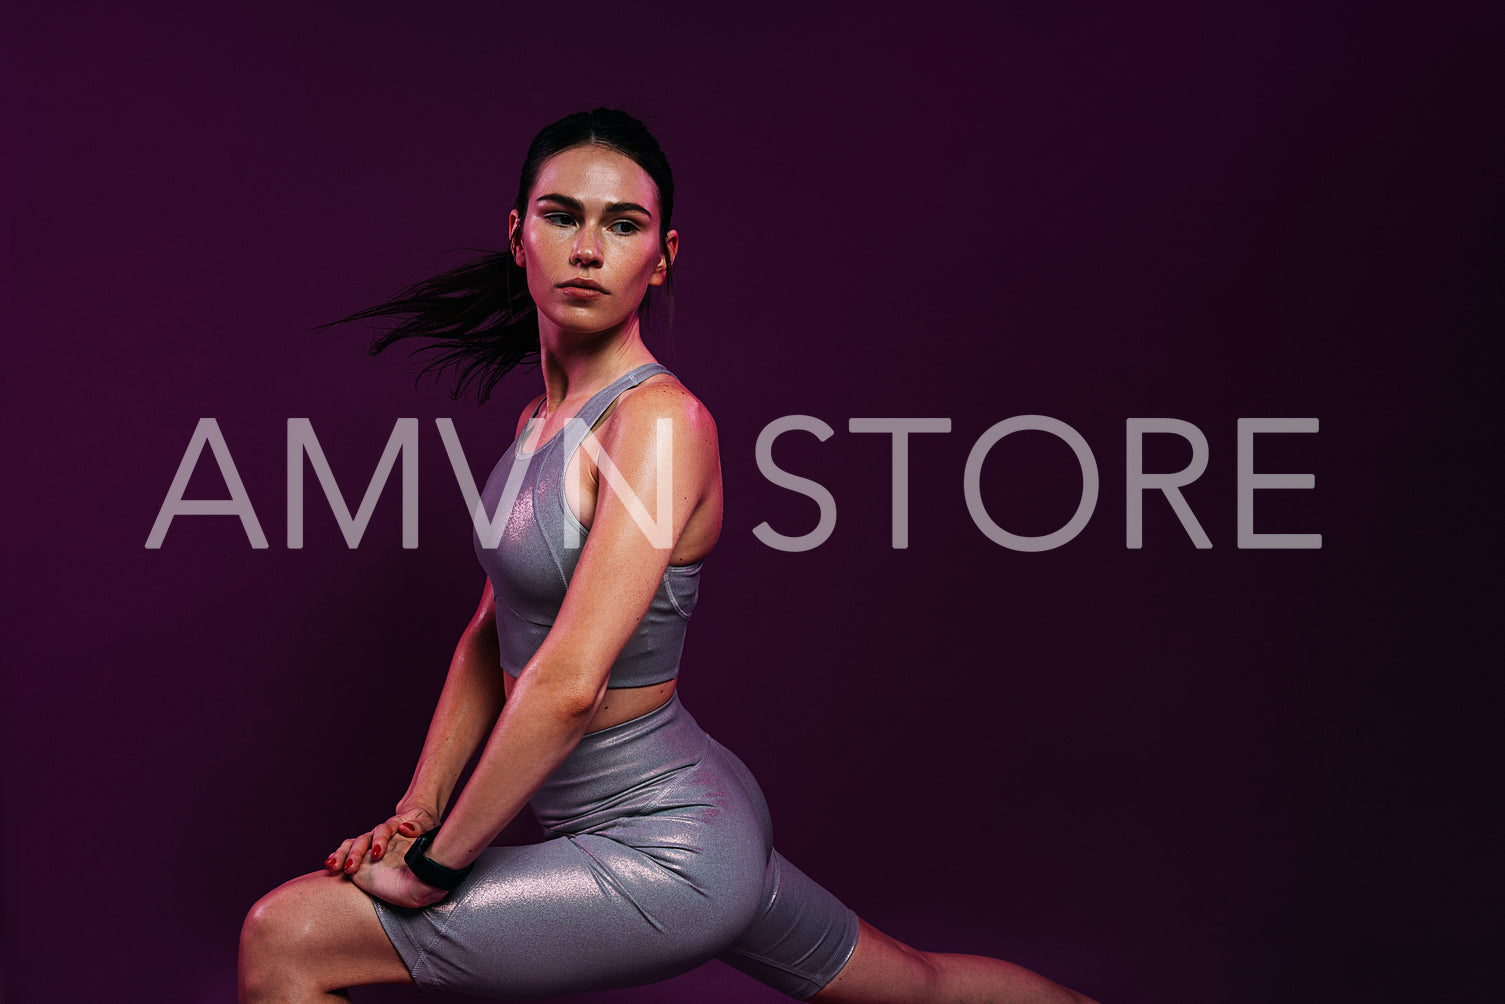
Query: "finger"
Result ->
[[327, 837, 355, 872], [345, 833, 371, 873], [370, 821, 397, 861]]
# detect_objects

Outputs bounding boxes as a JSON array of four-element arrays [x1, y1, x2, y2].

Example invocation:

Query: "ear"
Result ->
[[508, 209, 525, 268], [648, 229, 679, 287]]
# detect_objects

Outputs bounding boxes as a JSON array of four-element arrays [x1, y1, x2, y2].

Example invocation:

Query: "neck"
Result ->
[[535, 316, 657, 413]]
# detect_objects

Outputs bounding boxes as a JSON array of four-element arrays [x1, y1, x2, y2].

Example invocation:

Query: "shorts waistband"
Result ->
[[530, 692, 709, 830]]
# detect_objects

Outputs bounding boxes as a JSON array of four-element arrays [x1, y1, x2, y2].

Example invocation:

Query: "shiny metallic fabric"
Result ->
[[371, 694, 858, 998]]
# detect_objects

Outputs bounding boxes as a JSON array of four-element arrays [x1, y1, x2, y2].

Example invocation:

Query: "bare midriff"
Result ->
[[501, 672, 678, 734]]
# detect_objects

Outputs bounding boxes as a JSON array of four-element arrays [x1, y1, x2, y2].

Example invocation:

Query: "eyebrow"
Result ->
[[534, 193, 654, 218]]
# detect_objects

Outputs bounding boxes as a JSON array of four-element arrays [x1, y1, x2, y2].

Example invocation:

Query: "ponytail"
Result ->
[[325, 247, 537, 404]]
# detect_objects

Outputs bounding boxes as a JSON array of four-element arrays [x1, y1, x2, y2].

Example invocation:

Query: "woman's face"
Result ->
[[510, 144, 677, 341]]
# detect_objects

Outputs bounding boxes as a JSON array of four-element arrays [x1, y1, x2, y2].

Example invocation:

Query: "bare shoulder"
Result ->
[[603, 375, 719, 454], [576, 376, 723, 563]]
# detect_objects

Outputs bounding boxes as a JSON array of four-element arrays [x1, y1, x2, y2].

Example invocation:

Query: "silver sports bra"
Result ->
[[471, 363, 702, 687]]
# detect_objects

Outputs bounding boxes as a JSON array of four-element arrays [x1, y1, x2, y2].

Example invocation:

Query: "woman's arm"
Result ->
[[389, 581, 506, 827], [336, 397, 545, 873], [422, 382, 719, 872], [331, 580, 505, 871]]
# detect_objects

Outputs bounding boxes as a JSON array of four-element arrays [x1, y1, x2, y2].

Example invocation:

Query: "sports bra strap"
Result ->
[[557, 362, 672, 462]]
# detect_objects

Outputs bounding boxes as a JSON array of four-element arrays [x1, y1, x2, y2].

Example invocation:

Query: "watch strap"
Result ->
[[403, 829, 474, 891]]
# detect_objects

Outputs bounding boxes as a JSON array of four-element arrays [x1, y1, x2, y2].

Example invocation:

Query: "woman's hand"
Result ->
[[324, 805, 441, 876], [345, 830, 450, 909]]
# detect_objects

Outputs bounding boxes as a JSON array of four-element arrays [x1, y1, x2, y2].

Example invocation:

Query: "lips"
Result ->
[[558, 279, 607, 292]]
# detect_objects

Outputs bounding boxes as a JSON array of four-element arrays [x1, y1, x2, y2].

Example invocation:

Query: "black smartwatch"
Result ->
[[404, 829, 474, 891]]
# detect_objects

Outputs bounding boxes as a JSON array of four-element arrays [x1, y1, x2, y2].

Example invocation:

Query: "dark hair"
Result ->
[[328, 108, 676, 403]]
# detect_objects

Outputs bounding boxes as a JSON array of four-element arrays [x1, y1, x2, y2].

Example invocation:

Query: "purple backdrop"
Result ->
[[6, 2, 1501, 1002]]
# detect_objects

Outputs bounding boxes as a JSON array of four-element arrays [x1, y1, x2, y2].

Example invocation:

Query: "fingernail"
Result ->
[[325, 856, 336, 868]]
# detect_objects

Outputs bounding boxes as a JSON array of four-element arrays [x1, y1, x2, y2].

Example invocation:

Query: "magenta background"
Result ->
[[5, 2, 1501, 1002]]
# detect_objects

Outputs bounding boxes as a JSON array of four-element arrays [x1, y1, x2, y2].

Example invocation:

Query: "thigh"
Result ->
[[375, 785, 769, 997], [241, 870, 414, 995], [718, 850, 861, 1000], [375, 836, 690, 995]]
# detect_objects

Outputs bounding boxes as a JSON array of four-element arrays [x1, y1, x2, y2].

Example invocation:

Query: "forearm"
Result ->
[[426, 667, 601, 868], [399, 626, 507, 815]]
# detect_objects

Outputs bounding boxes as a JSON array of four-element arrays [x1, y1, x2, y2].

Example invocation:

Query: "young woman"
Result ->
[[238, 108, 1098, 1004]]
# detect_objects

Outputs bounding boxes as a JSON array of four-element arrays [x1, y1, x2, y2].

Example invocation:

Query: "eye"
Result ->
[[543, 212, 576, 228], [608, 219, 641, 235]]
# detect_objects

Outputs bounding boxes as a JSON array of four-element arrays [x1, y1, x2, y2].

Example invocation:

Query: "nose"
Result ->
[[571, 227, 602, 267]]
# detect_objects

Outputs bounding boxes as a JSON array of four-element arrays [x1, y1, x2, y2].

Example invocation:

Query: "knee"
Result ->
[[815, 924, 944, 1002], [867, 933, 943, 996], [238, 885, 309, 996], [241, 889, 284, 957], [908, 946, 944, 996]]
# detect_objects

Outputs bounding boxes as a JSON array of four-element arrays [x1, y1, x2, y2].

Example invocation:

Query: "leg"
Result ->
[[368, 831, 766, 996], [811, 917, 1100, 1004], [239, 870, 414, 1003], [707, 739, 1097, 1004]]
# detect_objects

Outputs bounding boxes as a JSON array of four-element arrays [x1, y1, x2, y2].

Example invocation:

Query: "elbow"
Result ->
[[518, 663, 607, 724], [552, 683, 604, 723]]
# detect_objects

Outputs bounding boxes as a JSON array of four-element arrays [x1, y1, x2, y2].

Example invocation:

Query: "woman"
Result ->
[[239, 108, 1098, 1003]]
